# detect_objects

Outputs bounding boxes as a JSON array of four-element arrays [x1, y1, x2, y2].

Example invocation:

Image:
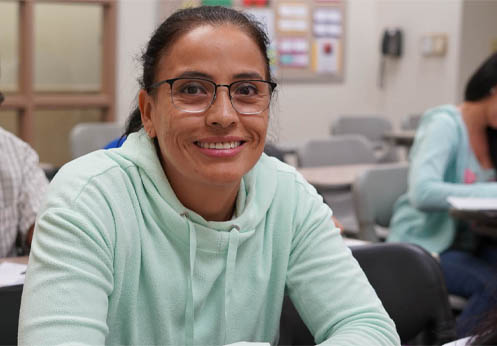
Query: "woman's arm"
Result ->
[[18, 177, 115, 345], [286, 183, 400, 346], [408, 112, 497, 211]]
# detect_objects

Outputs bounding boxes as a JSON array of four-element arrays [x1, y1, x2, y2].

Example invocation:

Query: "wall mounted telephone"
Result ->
[[379, 28, 403, 88]]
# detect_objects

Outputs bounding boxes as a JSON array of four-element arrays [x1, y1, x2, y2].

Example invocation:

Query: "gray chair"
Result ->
[[299, 135, 377, 234], [69, 122, 124, 159], [401, 113, 422, 130], [299, 135, 376, 168], [352, 163, 409, 241], [330, 115, 398, 163]]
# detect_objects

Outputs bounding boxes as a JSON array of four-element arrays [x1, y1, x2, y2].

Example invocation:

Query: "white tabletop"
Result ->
[[298, 164, 377, 189]]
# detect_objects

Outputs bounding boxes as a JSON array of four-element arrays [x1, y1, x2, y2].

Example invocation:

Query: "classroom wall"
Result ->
[[456, 0, 497, 102], [114, 0, 497, 145], [375, 0, 463, 127], [116, 0, 161, 125]]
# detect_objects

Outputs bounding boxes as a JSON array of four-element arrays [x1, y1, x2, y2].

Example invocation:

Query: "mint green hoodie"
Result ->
[[19, 130, 399, 345], [388, 105, 497, 254]]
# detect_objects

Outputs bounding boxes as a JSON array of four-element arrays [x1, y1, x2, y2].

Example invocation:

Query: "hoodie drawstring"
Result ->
[[223, 225, 240, 344], [182, 212, 197, 346]]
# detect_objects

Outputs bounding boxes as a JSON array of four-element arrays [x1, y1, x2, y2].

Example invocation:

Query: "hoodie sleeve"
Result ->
[[286, 180, 400, 346], [18, 168, 116, 345]]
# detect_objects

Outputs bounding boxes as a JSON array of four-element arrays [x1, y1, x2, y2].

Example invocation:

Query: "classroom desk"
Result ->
[[382, 130, 416, 148], [298, 164, 378, 189], [450, 209, 497, 238], [0, 256, 29, 265]]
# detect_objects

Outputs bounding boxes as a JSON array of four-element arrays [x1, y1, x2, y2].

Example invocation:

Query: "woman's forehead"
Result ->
[[156, 24, 267, 80]]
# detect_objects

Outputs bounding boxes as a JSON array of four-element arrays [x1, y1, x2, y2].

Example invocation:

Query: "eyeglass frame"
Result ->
[[146, 77, 277, 115]]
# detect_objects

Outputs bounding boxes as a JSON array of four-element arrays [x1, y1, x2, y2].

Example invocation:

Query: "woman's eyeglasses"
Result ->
[[146, 77, 277, 115]]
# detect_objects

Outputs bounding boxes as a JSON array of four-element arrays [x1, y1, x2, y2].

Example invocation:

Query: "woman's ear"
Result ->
[[139, 89, 157, 138]]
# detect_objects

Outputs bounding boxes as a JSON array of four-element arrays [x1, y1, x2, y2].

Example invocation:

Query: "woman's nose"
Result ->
[[205, 88, 238, 128]]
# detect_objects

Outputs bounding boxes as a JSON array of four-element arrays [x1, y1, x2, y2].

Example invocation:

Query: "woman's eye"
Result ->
[[180, 83, 207, 95], [235, 84, 258, 96]]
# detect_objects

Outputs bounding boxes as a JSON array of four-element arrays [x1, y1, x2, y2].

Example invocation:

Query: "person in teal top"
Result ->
[[388, 52, 497, 338], [18, 6, 399, 345]]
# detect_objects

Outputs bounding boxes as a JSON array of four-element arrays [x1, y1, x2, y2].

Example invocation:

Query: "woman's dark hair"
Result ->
[[464, 52, 497, 170], [125, 6, 274, 136]]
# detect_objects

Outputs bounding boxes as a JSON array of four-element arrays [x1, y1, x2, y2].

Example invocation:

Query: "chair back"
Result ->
[[264, 142, 286, 162], [299, 135, 376, 167], [331, 116, 398, 162], [401, 113, 422, 130], [279, 243, 456, 345], [70, 122, 124, 159], [331, 115, 392, 144], [0, 284, 23, 345], [352, 163, 408, 241]]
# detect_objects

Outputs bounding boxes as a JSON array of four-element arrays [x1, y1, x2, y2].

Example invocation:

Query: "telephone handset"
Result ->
[[381, 29, 403, 57], [379, 29, 403, 88]]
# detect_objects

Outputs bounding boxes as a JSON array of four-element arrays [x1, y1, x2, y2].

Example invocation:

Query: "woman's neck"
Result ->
[[460, 101, 488, 132], [161, 162, 240, 222]]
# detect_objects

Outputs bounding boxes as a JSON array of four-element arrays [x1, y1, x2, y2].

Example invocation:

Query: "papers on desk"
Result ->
[[0, 262, 27, 287], [447, 197, 497, 210], [224, 343, 269, 346]]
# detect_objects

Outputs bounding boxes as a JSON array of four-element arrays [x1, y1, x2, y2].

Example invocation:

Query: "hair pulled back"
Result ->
[[125, 6, 274, 136]]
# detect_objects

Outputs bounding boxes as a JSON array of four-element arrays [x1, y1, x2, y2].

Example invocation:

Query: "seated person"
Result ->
[[18, 6, 399, 345], [0, 91, 49, 257], [388, 52, 497, 338]]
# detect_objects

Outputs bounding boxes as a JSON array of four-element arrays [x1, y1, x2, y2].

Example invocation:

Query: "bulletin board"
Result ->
[[163, 0, 346, 83]]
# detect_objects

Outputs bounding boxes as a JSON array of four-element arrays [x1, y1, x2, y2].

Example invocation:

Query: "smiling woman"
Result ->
[[18, 6, 399, 346]]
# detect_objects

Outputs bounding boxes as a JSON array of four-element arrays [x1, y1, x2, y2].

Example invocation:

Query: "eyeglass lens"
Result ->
[[170, 79, 271, 114]]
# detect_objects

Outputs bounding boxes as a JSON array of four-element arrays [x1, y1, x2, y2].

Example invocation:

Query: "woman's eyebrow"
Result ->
[[174, 71, 264, 81], [233, 72, 264, 80], [176, 71, 214, 80]]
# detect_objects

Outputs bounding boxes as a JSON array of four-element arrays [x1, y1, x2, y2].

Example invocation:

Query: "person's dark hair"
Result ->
[[470, 306, 497, 345], [125, 6, 274, 136], [464, 52, 497, 170]]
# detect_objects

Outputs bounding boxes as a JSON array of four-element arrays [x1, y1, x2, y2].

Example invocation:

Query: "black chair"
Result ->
[[279, 243, 456, 345], [0, 284, 23, 345]]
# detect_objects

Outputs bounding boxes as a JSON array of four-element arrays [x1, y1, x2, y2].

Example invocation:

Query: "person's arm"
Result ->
[[18, 174, 115, 345], [408, 112, 497, 212], [286, 182, 400, 346], [17, 143, 49, 250]]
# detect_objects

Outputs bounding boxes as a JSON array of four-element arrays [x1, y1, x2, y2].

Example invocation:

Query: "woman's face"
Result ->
[[140, 24, 269, 190]]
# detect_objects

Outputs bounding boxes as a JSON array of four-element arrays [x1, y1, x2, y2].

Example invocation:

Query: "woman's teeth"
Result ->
[[196, 141, 242, 149]]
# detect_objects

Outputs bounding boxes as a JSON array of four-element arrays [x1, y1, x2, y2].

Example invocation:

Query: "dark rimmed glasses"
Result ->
[[146, 77, 277, 115]]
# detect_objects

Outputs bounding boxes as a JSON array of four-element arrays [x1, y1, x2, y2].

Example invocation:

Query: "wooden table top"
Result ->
[[0, 256, 29, 265], [298, 164, 377, 189]]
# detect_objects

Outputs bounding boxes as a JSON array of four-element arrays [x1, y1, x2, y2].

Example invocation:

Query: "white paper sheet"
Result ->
[[0, 262, 27, 287], [447, 196, 497, 210], [224, 343, 270, 346]]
